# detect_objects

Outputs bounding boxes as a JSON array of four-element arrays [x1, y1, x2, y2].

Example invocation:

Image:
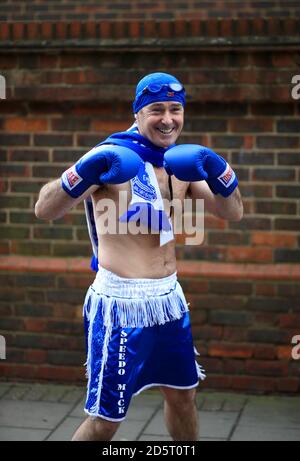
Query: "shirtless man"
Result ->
[[35, 72, 243, 441]]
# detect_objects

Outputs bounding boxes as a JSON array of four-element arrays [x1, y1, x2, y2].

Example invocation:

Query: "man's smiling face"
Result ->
[[135, 101, 184, 148]]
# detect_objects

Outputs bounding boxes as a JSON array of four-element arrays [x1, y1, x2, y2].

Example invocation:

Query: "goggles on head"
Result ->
[[137, 82, 185, 99]]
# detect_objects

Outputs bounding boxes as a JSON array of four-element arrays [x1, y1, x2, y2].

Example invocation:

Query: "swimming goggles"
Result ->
[[137, 82, 185, 99]]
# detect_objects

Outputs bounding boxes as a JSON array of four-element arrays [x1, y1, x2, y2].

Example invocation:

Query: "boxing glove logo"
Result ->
[[217, 163, 236, 189], [63, 165, 83, 191]]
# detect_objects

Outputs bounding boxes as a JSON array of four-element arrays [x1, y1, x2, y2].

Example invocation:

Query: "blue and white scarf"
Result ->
[[85, 124, 175, 271]]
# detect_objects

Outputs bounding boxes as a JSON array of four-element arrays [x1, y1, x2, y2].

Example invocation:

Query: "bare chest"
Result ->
[[93, 168, 189, 209]]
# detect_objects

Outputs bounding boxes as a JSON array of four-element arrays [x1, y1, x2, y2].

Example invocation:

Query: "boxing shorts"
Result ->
[[83, 266, 206, 421]]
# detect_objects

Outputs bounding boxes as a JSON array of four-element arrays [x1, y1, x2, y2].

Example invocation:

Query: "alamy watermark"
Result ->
[[95, 193, 205, 246], [0, 74, 6, 99], [0, 335, 6, 360], [291, 75, 300, 100], [291, 335, 300, 360]]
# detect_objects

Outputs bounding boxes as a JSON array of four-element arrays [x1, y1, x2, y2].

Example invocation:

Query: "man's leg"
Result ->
[[160, 387, 199, 441], [72, 416, 121, 441]]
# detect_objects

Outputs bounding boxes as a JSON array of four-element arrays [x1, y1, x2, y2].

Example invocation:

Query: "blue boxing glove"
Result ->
[[61, 145, 143, 198], [164, 144, 238, 197]]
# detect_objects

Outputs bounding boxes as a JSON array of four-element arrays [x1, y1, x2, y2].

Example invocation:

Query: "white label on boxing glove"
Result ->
[[62, 165, 83, 191], [217, 162, 236, 188]]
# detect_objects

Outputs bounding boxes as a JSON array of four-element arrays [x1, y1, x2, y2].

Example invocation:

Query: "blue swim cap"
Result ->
[[133, 72, 186, 114]]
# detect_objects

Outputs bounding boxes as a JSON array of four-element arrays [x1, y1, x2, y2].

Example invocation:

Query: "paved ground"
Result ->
[[0, 382, 300, 441]]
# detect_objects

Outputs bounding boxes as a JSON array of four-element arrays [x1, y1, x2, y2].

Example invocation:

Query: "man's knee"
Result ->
[[88, 416, 120, 438], [160, 387, 197, 408]]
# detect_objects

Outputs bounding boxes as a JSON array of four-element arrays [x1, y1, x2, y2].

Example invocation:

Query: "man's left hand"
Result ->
[[163, 144, 238, 197]]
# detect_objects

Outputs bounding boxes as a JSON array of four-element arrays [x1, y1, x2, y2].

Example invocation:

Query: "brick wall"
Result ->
[[1, 0, 300, 21], [1, 34, 300, 264], [0, 9, 300, 392], [0, 257, 299, 393]]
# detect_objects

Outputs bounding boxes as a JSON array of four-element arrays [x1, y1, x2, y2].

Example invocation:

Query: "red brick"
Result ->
[[271, 86, 293, 103], [180, 279, 209, 294], [84, 21, 97, 39], [0, 165, 31, 178], [63, 70, 87, 85], [209, 281, 252, 295], [129, 21, 140, 38], [13, 23, 25, 41], [244, 136, 254, 149], [255, 283, 277, 297], [174, 19, 187, 37], [158, 20, 172, 39], [0, 23, 10, 40], [190, 19, 202, 37], [70, 21, 81, 39], [204, 216, 226, 230], [246, 360, 289, 377], [27, 22, 39, 40], [190, 310, 207, 325], [0, 180, 8, 193], [0, 256, 91, 274], [23, 318, 47, 332], [230, 119, 273, 133], [272, 53, 296, 68], [113, 20, 126, 39], [253, 345, 277, 360], [144, 21, 156, 37], [277, 346, 294, 360], [0, 242, 10, 254], [57, 274, 93, 290], [36, 365, 84, 382], [0, 364, 38, 380], [236, 18, 250, 36], [283, 18, 297, 36], [224, 359, 246, 375], [41, 22, 53, 40], [192, 325, 223, 340], [220, 19, 232, 37], [205, 375, 232, 390], [200, 357, 223, 374], [277, 378, 299, 393], [209, 342, 253, 359], [39, 55, 59, 69], [253, 312, 278, 327], [231, 376, 276, 392], [91, 120, 129, 132], [24, 349, 47, 364], [277, 284, 300, 298], [206, 19, 218, 36], [251, 232, 297, 248], [227, 247, 273, 263], [239, 184, 273, 198], [4, 118, 48, 133], [279, 315, 300, 329], [223, 327, 248, 342], [56, 22, 67, 40], [99, 22, 111, 38], [252, 17, 265, 36], [268, 18, 281, 37]]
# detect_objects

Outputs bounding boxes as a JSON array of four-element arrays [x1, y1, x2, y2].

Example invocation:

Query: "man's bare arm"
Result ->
[[35, 179, 99, 221], [213, 187, 243, 221], [188, 180, 243, 222]]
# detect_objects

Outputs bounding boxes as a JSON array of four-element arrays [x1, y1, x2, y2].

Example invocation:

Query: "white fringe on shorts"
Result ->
[[83, 265, 189, 328]]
